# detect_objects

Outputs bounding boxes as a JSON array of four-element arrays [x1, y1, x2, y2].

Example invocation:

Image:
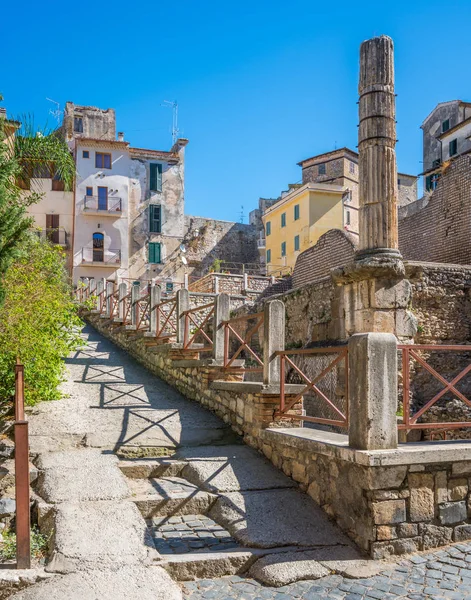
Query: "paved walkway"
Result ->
[[13, 325, 471, 599]]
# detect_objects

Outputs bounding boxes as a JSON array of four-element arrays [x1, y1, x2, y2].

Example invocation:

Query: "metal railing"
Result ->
[[35, 228, 69, 247], [222, 312, 264, 372], [182, 302, 215, 351], [136, 292, 151, 330], [83, 196, 122, 213], [81, 248, 121, 265], [14, 362, 31, 569], [275, 346, 348, 428], [399, 345, 471, 433]]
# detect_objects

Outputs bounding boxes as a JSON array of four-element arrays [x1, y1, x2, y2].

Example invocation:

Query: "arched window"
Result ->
[[92, 232, 104, 262]]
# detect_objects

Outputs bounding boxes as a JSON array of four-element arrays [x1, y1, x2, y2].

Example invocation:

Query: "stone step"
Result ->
[[118, 458, 186, 479], [128, 477, 217, 518], [159, 550, 255, 581]]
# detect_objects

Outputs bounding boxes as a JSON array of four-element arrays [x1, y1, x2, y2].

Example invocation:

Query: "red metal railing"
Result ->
[[14, 362, 31, 569], [399, 345, 471, 432], [182, 302, 215, 351], [136, 293, 151, 330], [275, 347, 348, 428], [222, 312, 264, 372], [152, 297, 178, 340]]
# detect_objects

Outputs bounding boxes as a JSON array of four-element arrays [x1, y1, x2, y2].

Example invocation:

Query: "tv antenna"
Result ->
[[46, 98, 62, 124], [161, 100, 180, 144], [239, 205, 245, 224]]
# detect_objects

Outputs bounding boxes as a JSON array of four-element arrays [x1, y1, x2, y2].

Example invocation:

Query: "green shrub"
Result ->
[[0, 237, 83, 406], [0, 526, 49, 561]]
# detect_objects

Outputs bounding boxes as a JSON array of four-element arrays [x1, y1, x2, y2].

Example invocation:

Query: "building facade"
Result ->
[[262, 182, 344, 274]]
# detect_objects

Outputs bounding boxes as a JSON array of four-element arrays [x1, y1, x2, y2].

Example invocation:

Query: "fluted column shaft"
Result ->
[[358, 35, 400, 256]]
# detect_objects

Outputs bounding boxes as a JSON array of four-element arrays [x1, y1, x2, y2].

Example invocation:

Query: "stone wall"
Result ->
[[399, 154, 471, 265], [292, 230, 357, 289], [189, 273, 274, 303], [183, 216, 260, 277]]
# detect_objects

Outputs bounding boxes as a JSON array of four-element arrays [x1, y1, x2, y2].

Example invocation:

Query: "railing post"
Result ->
[[263, 299, 285, 386], [243, 273, 248, 293], [176, 289, 189, 344], [184, 273, 189, 290], [131, 283, 140, 328], [14, 363, 30, 569], [213, 294, 230, 362], [96, 278, 105, 311], [89, 278, 97, 296], [82, 278, 90, 301], [348, 333, 398, 450], [105, 281, 114, 317], [118, 282, 127, 321], [214, 276, 219, 294], [150, 285, 161, 335]]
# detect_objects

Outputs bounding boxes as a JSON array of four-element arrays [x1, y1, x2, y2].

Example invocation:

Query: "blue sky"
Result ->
[[2, 0, 470, 222]]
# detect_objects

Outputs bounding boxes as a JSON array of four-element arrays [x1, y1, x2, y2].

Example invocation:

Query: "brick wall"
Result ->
[[292, 229, 358, 289], [399, 154, 471, 264]]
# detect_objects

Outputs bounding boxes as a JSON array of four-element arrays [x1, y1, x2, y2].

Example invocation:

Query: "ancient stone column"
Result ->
[[357, 35, 402, 267]]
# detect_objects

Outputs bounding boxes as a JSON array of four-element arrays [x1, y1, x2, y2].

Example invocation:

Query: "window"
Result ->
[[95, 152, 112, 169], [449, 139, 458, 157], [281, 213, 286, 228], [149, 204, 162, 233], [266, 221, 271, 236], [82, 150, 89, 159], [148, 242, 162, 264], [97, 187, 108, 210], [92, 232, 104, 262], [294, 235, 300, 251], [149, 163, 163, 192], [74, 117, 83, 133], [442, 119, 450, 133], [318, 163, 326, 175], [294, 204, 300, 221], [266, 249, 271, 263], [425, 173, 440, 192], [46, 214, 60, 244], [281, 241, 286, 257], [349, 161, 355, 174], [86, 187, 93, 196], [346, 210, 351, 226]]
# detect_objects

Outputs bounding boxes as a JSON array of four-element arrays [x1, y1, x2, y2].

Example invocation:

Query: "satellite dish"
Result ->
[[180, 244, 186, 253], [181, 256, 188, 265]]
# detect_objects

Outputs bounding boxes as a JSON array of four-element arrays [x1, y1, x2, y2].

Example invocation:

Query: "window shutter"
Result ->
[[149, 243, 155, 264], [156, 164, 162, 192], [155, 242, 161, 263], [149, 242, 161, 264], [150, 164, 156, 191], [150, 164, 163, 192]]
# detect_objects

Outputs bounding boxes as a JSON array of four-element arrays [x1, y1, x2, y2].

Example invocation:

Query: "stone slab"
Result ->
[[248, 550, 330, 586], [45, 500, 153, 573], [209, 489, 354, 548], [118, 458, 186, 479], [36, 449, 130, 503], [127, 477, 217, 518], [9, 566, 181, 600], [178, 445, 295, 492], [160, 550, 255, 580]]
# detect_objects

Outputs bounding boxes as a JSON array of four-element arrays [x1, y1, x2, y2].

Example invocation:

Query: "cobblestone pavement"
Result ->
[[149, 514, 238, 554], [181, 543, 471, 599]]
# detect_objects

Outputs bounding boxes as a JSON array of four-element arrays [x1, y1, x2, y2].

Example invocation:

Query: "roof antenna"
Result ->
[[161, 100, 180, 144], [46, 98, 62, 124], [239, 205, 245, 224]]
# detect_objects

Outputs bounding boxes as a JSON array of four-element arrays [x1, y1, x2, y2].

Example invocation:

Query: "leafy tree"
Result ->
[[0, 237, 82, 406]]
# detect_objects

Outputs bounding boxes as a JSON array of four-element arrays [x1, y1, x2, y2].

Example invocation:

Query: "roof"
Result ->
[[262, 182, 344, 218], [76, 137, 129, 148], [421, 100, 471, 128], [298, 147, 358, 167], [130, 147, 178, 162], [437, 116, 471, 140]]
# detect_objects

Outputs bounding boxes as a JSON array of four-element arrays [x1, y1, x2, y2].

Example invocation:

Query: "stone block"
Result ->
[[419, 524, 453, 549], [372, 279, 411, 309], [372, 310, 396, 333], [376, 525, 397, 541], [291, 462, 306, 483], [397, 523, 418, 538], [435, 471, 448, 504], [409, 473, 434, 522], [439, 501, 467, 525], [372, 499, 406, 525], [0, 498, 15, 517], [353, 465, 407, 491], [454, 525, 471, 542], [395, 309, 418, 338], [448, 478, 468, 501], [452, 462, 471, 476]]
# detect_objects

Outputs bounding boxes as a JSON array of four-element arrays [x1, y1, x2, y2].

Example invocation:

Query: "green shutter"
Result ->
[[294, 205, 299, 220], [149, 242, 161, 264], [150, 164, 163, 192], [266, 221, 271, 236], [149, 205, 161, 233], [294, 235, 299, 251], [266, 249, 271, 263]]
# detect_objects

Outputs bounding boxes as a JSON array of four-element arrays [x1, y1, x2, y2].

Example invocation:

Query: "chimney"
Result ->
[[0, 108, 6, 119], [117, 132, 124, 142]]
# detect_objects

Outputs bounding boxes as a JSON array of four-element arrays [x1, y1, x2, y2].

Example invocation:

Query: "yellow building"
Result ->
[[262, 182, 345, 275]]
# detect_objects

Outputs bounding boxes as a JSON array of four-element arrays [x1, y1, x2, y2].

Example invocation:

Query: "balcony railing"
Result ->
[[80, 248, 121, 265], [83, 196, 122, 213], [35, 228, 69, 248]]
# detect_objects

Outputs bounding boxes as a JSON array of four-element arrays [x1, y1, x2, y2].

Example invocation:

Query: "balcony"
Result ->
[[257, 233, 266, 249], [36, 228, 69, 248], [83, 196, 122, 215], [80, 248, 121, 267]]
